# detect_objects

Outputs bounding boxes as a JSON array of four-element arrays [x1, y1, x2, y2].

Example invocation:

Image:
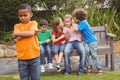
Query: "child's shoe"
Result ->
[[41, 65, 45, 72], [56, 63, 61, 72], [98, 70, 103, 75], [48, 63, 54, 70], [86, 66, 92, 74]]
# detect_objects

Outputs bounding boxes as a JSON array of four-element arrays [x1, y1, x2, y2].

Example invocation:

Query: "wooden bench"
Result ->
[[71, 26, 116, 70], [45, 26, 116, 71]]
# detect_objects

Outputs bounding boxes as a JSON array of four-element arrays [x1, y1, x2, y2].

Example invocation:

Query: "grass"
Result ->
[[0, 71, 120, 80]]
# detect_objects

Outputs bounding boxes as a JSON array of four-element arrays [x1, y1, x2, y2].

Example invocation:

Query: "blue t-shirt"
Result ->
[[77, 20, 97, 43]]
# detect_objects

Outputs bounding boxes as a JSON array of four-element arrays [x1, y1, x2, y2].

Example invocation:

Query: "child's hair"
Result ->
[[18, 3, 32, 12], [73, 8, 87, 21], [52, 18, 62, 38], [64, 14, 72, 20], [39, 19, 48, 26]]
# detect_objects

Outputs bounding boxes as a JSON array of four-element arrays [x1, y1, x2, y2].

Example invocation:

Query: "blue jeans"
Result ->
[[84, 41, 102, 70], [53, 44, 65, 55], [64, 40, 85, 73], [18, 57, 40, 80], [40, 43, 52, 64]]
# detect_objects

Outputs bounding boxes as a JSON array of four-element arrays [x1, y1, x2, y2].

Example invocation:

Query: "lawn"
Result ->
[[0, 71, 120, 80]]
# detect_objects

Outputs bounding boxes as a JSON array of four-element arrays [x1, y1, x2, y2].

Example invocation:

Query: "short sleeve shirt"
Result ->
[[63, 24, 82, 42], [52, 30, 65, 45], [14, 21, 40, 60], [77, 20, 97, 43]]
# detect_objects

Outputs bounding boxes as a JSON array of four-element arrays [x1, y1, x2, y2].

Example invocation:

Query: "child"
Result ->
[[63, 14, 85, 75], [52, 18, 66, 72], [37, 19, 53, 72], [73, 8, 103, 74], [12, 4, 40, 80]]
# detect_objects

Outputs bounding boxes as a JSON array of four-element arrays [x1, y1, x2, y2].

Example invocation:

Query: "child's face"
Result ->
[[41, 25, 47, 32], [64, 18, 72, 28], [18, 9, 33, 24]]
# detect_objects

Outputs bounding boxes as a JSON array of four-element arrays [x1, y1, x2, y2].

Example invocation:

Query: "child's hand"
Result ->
[[14, 36, 23, 42], [61, 40, 65, 44], [72, 23, 78, 32], [11, 33, 16, 38], [46, 39, 50, 43], [39, 41, 42, 44], [35, 30, 40, 35], [16, 37, 23, 41]]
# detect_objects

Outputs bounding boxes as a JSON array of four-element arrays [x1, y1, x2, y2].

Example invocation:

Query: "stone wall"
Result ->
[[0, 45, 17, 58], [0, 45, 18, 75], [0, 43, 119, 75]]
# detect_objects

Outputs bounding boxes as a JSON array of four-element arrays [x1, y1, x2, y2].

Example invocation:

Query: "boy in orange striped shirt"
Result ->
[[12, 3, 40, 80]]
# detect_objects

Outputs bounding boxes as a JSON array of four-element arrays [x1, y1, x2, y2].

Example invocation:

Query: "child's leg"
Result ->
[[46, 44, 52, 63], [18, 60, 30, 80], [64, 42, 74, 73], [56, 44, 65, 72], [58, 44, 65, 63], [46, 44, 53, 69], [58, 52, 63, 63], [84, 43, 91, 68], [53, 45, 60, 63], [74, 41, 85, 73], [40, 45, 46, 65], [89, 42, 103, 70], [30, 57, 40, 80]]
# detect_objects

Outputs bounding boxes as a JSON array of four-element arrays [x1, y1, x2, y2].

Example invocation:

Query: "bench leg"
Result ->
[[110, 54, 114, 70], [105, 55, 108, 67], [110, 38, 115, 70]]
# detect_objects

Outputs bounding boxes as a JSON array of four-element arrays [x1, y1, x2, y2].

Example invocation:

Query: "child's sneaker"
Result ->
[[56, 63, 61, 72], [41, 65, 45, 72], [48, 63, 53, 70], [98, 70, 103, 75], [86, 66, 92, 74]]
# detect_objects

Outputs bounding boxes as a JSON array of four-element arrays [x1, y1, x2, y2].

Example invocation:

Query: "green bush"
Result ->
[[0, 0, 120, 44], [52, 0, 120, 40]]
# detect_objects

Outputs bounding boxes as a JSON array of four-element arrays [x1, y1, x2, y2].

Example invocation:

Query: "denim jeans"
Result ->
[[40, 43, 52, 64], [18, 57, 40, 80], [84, 41, 102, 70], [64, 40, 85, 73], [53, 44, 65, 55]]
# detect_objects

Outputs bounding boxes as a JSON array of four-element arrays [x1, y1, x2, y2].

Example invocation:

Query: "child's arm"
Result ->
[[52, 34, 65, 43], [61, 40, 66, 44], [45, 39, 51, 43], [11, 33, 23, 41], [13, 30, 37, 38], [72, 23, 79, 32]]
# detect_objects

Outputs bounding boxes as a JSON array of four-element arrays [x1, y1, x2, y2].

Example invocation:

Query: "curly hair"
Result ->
[[73, 8, 87, 21]]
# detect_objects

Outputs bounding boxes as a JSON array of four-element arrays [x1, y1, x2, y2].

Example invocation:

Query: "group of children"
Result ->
[[12, 3, 103, 80]]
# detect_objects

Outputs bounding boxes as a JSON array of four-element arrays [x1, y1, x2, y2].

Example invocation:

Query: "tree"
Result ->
[[0, 0, 39, 32], [0, 0, 40, 42]]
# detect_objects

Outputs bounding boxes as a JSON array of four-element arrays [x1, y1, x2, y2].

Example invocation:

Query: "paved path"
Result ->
[[0, 54, 120, 75]]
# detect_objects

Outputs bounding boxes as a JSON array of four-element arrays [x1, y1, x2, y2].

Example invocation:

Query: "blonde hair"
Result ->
[[64, 14, 72, 20]]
